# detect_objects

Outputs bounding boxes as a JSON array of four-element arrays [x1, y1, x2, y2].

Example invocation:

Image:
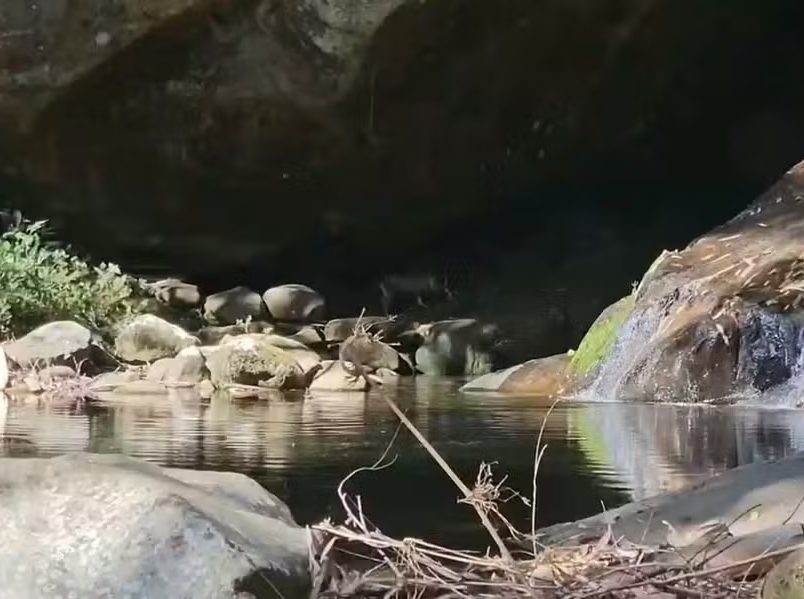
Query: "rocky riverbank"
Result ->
[[0, 256, 513, 400]]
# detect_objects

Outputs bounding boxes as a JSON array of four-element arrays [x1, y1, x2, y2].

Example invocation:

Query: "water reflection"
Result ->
[[1, 382, 804, 548]]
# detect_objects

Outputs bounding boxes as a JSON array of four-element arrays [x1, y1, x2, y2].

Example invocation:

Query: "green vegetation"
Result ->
[[0, 221, 137, 337], [568, 293, 635, 377]]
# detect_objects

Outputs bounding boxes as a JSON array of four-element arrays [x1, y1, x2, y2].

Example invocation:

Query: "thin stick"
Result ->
[[533, 396, 562, 556], [577, 541, 804, 598], [379, 393, 517, 565]]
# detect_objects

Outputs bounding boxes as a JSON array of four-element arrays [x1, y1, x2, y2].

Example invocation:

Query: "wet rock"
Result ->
[[206, 335, 307, 390], [324, 316, 402, 343], [262, 284, 325, 323], [147, 278, 202, 309], [310, 360, 368, 392], [461, 354, 571, 395], [114, 314, 199, 363], [0, 453, 309, 598], [90, 370, 142, 392], [197, 321, 272, 345], [204, 287, 266, 326], [414, 319, 501, 376], [579, 159, 804, 402], [340, 332, 400, 374], [3, 321, 107, 372], [536, 451, 804, 549]]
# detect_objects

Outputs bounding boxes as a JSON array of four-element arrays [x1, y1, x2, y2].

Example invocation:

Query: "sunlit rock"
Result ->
[[262, 284, 326, 323], [206, 335, 307, 390], [461, 353, 570, 395], [114, 314, 199, 363], [204, 286, 266, 326], [3, 321, 107, 372], [0, 453, 309, 598]]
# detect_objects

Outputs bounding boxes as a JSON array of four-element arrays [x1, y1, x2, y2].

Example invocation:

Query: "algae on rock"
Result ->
[[568, 294, 635, 378]]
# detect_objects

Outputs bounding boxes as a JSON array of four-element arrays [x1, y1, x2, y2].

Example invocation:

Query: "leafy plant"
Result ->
[[0, 220, 137, 337]]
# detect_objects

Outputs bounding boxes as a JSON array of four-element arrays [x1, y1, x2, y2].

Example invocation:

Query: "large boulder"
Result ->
[[114, 314, 199, 363], [579, 159, 804, 402], [0, 453, 309, 598], [146, 278, 202, 309], [204, 287, 266, 325], [3, 321, 108, 372], [262, 285, 326, 323], [414, 319, 502, 376], [206, 335, 307, 390]]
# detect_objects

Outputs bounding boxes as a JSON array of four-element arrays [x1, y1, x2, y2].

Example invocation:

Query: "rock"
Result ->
[[340, 332, 400, 373], [284, 325, 326, 348], [168, 347, 208, 383], [0, 453, 309, 598], [90, 370, 142, 392], [114, 314, 199, 363], [197, 321, 272, 345], [324, 316, 402, 343], [204, 287, 266, 326], [414, 319, 501, 376], [145, 358, 174, 382], [461, 354, 571, 395], [252, 334, 322, 375], [536, 451, 804, 550], [578, 159, 804, 402], [149, 278, 202, 309], [262, 284, 325, 323], [146, 348, 207, 385], [37, 365, 78, 383], [567, 295, 635, 380], [3, 321, 107, 372], [206, 336, 307, 390], [762, 547, 804, 599], [310, 360, 368, 392]]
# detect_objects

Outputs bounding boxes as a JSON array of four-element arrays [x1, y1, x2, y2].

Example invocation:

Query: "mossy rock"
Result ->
[[206, 338, 306, 389], [568, 294, 635, 378]]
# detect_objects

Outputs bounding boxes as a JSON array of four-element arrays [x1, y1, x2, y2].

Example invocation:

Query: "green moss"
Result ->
[[568, 294, 635, 377]]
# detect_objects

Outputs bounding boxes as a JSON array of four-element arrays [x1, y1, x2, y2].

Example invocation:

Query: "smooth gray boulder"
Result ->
[[114, 314, 199, 362], [204, 287, 266, 325], [148, 278, 202, 309], [263, 284, 325, 323], [0, 453, 310, 598], [3, 321, 108, 372]]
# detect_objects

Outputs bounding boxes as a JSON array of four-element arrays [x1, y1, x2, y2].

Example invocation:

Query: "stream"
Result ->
[[2, 379, 804, 549]]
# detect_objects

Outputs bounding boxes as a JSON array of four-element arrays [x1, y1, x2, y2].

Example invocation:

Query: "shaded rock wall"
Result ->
[[2, 0, 804, 355]]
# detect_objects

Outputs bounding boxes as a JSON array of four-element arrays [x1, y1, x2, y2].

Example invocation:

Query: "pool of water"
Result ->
[[2, 378, 804, 550]]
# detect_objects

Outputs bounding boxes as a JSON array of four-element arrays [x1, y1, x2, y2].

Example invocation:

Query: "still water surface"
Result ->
[[2, 379, 804, 549]]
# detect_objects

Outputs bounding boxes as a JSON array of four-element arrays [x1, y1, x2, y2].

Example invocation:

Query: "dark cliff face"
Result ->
[[2, 0, 804, 356]]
